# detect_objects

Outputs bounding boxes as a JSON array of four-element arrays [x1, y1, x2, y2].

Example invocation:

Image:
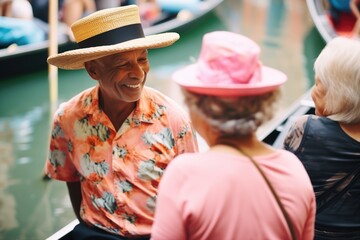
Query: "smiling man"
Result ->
[[44, 5, 198, 240]]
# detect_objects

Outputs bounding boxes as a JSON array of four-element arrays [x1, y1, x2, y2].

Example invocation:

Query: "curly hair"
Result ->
[[182, 89, 281, 137]]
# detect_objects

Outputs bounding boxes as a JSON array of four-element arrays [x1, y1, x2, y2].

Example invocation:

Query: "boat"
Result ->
[[306, 0, 357, 43], [45, 88, 315, 240], [46, 219, 79, 240], [0, 0, 224, 79], [260, 89, 315, 148]]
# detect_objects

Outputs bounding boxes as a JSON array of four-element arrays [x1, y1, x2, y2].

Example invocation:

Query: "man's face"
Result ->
[[87, 49, 150, 103]]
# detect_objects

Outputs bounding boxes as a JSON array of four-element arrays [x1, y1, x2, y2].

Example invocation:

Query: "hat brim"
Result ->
[[172, 64, 287, 96], [47, 32, 179, 70]]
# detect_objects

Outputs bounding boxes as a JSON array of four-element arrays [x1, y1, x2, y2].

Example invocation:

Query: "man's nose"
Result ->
[[129, 63, 145, 79]]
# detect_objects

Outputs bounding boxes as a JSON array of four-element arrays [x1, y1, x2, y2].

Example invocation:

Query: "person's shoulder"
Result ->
[[294, 114, 311, 124], [62, 86, 94, 103], [277, 148, 302, 160], [276, 149, 311, 174], [162, 152, 192, 172], [288, 114, 315, 133], [302, 114, 336, 129], [286, 114, 312, 134], [165, 152, 203, 173], [57, 86, 96, 114], [276, 149, 314, 186], [282, 115, 313, 152]]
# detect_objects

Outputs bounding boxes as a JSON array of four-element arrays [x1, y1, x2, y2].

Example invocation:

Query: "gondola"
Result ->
[[306, 0, 356, 43], [260, 89, 315, 148], [0, 0, 223, 79], [45, 89, 315, 240]]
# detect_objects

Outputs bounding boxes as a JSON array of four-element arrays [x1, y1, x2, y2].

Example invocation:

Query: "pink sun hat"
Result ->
[[172, 31, 287, 96]]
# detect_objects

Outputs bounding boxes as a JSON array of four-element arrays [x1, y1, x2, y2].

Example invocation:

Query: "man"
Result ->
[[45, 5, 198, 239]]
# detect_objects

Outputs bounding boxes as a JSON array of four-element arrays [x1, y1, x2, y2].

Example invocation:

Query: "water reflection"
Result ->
[[0, 0, 325, 239], [0, 122, 18, 231]]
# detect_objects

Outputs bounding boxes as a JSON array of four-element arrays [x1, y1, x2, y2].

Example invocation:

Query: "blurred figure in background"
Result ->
[[30, 0, 96, 41], [0, 0, 45, 48], [61, 0, 96, 27], [29, 0, 65, 23], [328, 0, 360, 38], [350, 0, 360, 37], [126, 0, 161, 26], [1, 0, 33, 19], [328, 0, 352, 22]]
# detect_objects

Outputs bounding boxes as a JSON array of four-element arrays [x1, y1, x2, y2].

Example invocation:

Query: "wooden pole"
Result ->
[[48, 0, 58, 115], [43, 0, 58, 181]]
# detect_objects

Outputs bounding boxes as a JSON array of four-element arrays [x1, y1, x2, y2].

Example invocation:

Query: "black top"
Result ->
[[284, 115, 360, 232]]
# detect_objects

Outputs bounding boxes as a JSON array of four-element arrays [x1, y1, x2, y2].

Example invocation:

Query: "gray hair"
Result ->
[[182, 89, 281, 137], [314, 36, 360, 123]]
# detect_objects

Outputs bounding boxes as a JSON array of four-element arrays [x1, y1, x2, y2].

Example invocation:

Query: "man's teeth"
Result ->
[[125, 84, 140, 88]]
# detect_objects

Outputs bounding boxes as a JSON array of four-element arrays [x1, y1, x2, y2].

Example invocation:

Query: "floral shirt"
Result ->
[[45, 85, 198, 237]]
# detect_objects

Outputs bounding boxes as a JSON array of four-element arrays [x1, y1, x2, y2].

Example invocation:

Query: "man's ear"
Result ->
[[84, 61, 99, 80]]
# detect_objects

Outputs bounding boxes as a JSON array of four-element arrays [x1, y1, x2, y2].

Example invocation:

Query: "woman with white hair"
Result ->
[[283, 36, 360, 239], [151, 31, 316, 240]]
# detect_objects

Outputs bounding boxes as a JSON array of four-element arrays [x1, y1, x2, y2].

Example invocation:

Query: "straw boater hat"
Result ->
[[172, 31, 287, 96], [47, 5, 180, 70]]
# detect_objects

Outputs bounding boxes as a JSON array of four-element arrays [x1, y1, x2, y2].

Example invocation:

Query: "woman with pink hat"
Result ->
[[151, 31, 316, 240]]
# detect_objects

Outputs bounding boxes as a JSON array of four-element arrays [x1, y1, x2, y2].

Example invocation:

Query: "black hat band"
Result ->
[[77, 23, 145, 49]]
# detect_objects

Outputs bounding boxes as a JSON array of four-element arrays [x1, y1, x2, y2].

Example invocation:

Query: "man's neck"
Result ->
[[99, 92, 137, 132]]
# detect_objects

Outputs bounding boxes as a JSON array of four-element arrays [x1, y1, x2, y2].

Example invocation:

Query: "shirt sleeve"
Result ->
[[151, 159, 187, 240], [282, 115, 309, 153], [44, 107, 80, 182], [175, 120, 199, 155], [165, 97, 199, 155]]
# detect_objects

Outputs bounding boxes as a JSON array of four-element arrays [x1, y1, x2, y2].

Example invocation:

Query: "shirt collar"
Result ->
[[133, 87, 156, 124], [86, 85, 156, 124]]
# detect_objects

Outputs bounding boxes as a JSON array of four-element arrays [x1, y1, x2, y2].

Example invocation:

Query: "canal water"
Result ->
[[0, 0, 325, 239]]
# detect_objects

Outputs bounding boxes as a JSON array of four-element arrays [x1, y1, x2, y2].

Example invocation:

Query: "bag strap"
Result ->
[[230, 145, 297, 240]]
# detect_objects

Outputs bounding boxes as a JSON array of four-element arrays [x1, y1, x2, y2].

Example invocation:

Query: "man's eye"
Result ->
[[117, 63, 128, 67]]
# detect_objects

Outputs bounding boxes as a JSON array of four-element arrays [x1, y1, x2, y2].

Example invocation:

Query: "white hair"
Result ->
[[314, 36, 360, 123]]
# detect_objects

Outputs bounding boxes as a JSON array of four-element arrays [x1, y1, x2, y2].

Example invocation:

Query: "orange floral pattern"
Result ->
[[45, 86, 198, 236]]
